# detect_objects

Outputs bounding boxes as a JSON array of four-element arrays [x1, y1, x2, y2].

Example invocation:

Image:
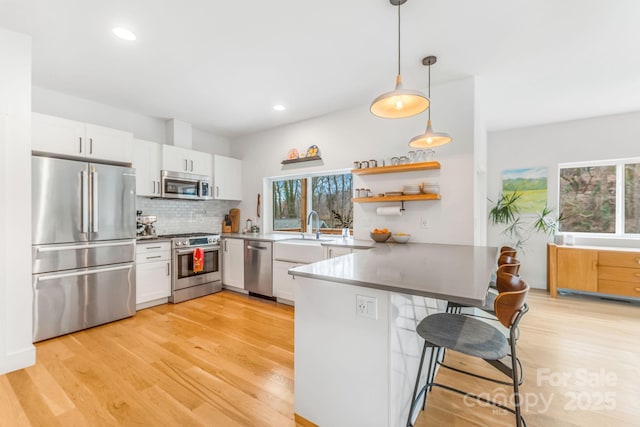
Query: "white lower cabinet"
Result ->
[[222, 238, 245, 291], [325, 246, 370, 259], [273, 260, 302, 303], [325, 246, 352, 259], [136, 242, 171, 309]]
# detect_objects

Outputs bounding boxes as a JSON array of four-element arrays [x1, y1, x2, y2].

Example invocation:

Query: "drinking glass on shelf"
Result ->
[[399, 156, 409, 165], [425, 149, 435, 162], [391, 157, 400, 166], [416, 149, 426, 162], [408, 151, 417, 163]]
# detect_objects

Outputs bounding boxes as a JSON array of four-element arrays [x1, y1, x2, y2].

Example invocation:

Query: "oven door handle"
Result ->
[[175, 247, 219, 256]]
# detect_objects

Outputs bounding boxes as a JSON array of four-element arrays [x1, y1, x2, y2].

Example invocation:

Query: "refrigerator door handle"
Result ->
[[92, 170, 99, 232], [35, 264, 133, 282], [81, 169, 89, 233], [36, 240, 135, 253]]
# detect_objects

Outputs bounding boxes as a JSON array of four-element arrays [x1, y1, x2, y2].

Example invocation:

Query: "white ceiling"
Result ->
[[1, 0, 639, 138]]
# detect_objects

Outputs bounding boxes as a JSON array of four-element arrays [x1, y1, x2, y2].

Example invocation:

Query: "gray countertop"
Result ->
[[289, 242, 498, 306]]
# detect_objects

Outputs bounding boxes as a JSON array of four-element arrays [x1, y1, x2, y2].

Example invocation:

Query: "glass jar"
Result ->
[[408, 150, 417, 163]]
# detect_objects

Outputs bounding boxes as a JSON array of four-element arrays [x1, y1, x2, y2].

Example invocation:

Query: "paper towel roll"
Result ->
[[376, 206, 403, 216]]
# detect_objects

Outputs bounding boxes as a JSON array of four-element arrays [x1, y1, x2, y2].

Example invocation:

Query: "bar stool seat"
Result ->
[[407, 272, 529, 427], [417, 313, 508, 360]]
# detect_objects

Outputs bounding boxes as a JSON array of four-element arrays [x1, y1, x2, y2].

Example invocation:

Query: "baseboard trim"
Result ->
[[0, 345, 36, 375], [294, 413, 318, 426]]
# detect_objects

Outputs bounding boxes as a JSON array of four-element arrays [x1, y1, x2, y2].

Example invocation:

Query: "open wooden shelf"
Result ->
[[352, 193, 440, 203], [351, 161, 440, 175], [281, 155, 322, 165]]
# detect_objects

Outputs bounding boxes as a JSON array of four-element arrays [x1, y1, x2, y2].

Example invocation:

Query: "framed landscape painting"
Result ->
[[502, 167, 547, 214]]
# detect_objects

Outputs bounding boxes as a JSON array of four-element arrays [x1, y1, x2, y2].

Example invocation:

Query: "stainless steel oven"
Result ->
[[168, 234, 222, 303], [161, 170, 212, 200]]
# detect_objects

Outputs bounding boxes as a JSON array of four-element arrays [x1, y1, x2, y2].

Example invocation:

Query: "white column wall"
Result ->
[[0, 28, 35, 374]]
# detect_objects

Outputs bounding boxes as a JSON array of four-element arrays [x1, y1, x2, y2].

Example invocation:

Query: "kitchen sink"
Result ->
[[282, 237, 336, 245]]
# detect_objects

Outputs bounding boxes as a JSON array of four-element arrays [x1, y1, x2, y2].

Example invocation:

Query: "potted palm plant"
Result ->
[[488, 192, 564, 251]]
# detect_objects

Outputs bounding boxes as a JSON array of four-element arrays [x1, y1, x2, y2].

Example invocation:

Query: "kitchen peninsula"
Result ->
[[290, 243, 498, 427]]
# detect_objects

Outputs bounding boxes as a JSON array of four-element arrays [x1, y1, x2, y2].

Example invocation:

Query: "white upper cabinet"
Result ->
[[32, 112, 133, 163], [133, 138, 162, 197], [161, 145, 212, 177], [213, 154, 242, 200]]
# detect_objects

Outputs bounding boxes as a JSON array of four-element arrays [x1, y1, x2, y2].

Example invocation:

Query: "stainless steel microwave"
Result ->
[[161, 170, 212, 200]]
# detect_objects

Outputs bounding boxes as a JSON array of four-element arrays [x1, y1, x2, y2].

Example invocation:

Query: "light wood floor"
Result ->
[[0, 290, 638, 426]]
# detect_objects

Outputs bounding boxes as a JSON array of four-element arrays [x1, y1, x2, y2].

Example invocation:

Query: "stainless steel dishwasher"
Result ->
[[244, 240, 273, 297]]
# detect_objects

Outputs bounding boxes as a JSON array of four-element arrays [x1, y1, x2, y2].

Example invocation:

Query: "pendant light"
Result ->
[[409, 56, 452, 148], [370, 0, 429, 119]]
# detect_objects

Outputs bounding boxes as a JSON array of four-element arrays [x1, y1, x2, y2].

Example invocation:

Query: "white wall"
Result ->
[[487, 110, 640, 288], [0, 28, 35, 374], [32, 86, 231, 156], [231, 78, 477, 244]]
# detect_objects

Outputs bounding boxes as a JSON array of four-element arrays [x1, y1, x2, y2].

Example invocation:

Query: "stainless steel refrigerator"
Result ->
[[31, 156, 136, 342]]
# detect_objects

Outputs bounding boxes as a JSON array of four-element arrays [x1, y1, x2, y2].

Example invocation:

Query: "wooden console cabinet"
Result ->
[[548, 243, 640, 299]]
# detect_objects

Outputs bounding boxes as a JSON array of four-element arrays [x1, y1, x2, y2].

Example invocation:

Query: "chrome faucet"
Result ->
[[307, 210, 320, 239]]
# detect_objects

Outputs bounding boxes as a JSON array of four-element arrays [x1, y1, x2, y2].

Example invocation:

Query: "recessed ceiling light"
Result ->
[[273, 105, 286, 111], [112, 27, 136, 41]]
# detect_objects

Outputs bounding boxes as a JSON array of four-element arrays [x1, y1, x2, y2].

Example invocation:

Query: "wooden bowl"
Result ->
[[370, 232, 391, 242]]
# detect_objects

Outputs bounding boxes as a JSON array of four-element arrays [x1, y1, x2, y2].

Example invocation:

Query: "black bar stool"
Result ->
[[407, 273, 529, 427]]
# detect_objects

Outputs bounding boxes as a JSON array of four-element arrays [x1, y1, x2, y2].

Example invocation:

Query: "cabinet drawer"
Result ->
[[598, 251, 640, 269], [598, 280, 640, 298], [136, 242, 171, 255], [598, 266, 640, 284]]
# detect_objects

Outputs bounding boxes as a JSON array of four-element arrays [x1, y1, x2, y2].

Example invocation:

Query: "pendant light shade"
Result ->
[[409, 56, 452, 148], [370, 0, 429, 119], [408, 119, 453, 147]]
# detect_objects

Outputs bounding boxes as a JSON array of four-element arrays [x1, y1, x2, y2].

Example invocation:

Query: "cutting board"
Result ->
[[229, 208, 240, 233]]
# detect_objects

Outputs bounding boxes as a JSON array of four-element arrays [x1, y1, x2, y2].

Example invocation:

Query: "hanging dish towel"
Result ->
[[193, 248, 204, 273]]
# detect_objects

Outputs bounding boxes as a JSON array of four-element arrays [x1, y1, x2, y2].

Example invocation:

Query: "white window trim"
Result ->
[[557, 157, 640, 238]]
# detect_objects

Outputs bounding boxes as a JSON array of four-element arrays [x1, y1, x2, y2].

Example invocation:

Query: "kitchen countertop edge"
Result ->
[[288, 243, 498, 306]]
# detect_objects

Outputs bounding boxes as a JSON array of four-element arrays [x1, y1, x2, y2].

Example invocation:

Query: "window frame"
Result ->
[[266, 168, 352, 235], [557, 157, 640, 238]]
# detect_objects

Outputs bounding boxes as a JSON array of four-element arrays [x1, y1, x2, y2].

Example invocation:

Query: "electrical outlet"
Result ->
[[356, 295, 378, 319], [420, 218, 429, 229]]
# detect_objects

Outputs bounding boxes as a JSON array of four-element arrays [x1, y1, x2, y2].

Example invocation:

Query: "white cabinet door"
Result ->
[[191, 151, 212, 176], [85, 123, 133, 163], [162, 145, 212, 176], [222, 238, 244, 290], [32, 113, 133, 163], [136, 259, 171, 304], [162, 145, 191, 172], [136, 242, 171, 306], [326, 246, 352, 259], [273, 260, 301, 302], [133, 139, 162, 197], [213, 154, 242, 200], [32, 112, 84, 157]]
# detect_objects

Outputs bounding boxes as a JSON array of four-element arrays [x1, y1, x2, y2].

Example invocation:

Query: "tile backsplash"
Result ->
[[136, 197, 237, 235]]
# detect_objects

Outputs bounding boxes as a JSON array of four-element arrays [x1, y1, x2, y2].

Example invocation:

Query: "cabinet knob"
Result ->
[[636, 257, 640, 265], [635, 287, 640, 293]]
